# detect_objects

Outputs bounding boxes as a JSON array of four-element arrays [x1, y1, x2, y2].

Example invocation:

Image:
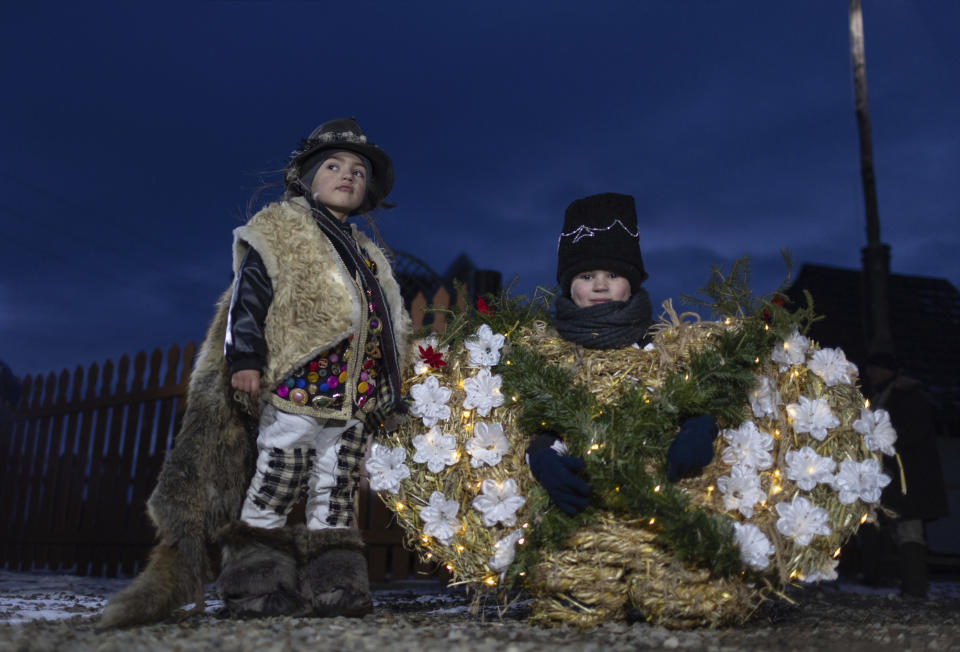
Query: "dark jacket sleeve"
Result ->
[[225, 247, 272, 374]]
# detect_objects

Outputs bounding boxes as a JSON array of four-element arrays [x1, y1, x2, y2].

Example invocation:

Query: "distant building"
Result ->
[[785, 263, 960, 432]]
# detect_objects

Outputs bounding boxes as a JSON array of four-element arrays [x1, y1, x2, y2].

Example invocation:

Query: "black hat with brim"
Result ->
[[285, 118, 393, 214]]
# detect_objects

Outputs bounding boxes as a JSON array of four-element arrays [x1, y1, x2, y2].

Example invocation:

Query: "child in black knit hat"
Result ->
[[527, 193, 718, 514]]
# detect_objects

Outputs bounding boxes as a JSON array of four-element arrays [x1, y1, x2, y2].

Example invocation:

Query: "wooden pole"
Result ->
[[849, 0, 894, 357]]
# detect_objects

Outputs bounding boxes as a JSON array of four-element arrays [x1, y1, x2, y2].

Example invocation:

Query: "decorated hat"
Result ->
[[556, 192, 649, 295], [284, 118, 394, 213]]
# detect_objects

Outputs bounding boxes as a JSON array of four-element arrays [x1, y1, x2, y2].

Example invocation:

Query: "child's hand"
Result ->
[[666, 415, 718, 482], [526, 433, 592, 515], [231, 369, 261, 397]]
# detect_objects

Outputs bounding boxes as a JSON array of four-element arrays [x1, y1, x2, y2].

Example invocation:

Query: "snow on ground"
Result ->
[[2, 568, 959, 626], [0, 570, 471, 625]]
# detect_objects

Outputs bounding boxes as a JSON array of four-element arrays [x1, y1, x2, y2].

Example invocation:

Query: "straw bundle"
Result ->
[[370, 301, 891, 628]]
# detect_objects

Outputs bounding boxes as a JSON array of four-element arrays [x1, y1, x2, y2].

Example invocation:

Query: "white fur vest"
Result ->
[[232, 197, 411, 419]]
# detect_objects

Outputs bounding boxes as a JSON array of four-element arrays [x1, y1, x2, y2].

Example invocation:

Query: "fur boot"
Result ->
[[295, 526, 372, 617], [217, 521, 310, 618]]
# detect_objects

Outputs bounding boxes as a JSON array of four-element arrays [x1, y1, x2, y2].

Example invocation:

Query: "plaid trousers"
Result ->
[[240, 404, 367, 529]]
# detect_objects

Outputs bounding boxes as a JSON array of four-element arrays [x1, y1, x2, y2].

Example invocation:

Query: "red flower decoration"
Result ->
[[762, 296, 787, 323], [418, 345, 447, 369], [476, 295, 492, 315]]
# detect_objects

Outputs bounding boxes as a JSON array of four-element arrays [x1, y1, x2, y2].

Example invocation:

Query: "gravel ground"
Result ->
[[1, 571, 959, 651]]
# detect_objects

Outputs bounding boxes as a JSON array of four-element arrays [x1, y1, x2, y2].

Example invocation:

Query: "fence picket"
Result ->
[[102, 355, 133, 577], [83, 360, 115, 576]]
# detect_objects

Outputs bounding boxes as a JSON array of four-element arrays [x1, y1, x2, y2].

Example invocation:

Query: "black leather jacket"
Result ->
[[224, 247, 272, 374]]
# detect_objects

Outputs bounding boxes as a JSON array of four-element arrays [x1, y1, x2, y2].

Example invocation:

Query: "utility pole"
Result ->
[[849, 0, 894, 357]]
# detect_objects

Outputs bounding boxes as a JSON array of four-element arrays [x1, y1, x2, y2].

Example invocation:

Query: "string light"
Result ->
[[648, 518, 656, 525], [864, 399, 870, 409], [706, 485, 714, 495], [833, 547, 842, 558], [518, 538, 525, 545], [455, 545, 465, 553], [511, 395, 518, 402], [653, 485, 661, 493], [396, 502, 405, 511], [484, 576, 497, 586], [860, 513, 869, 524]]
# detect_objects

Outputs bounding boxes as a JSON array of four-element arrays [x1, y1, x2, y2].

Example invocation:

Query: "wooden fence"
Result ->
[[0, 287, 464, 582]]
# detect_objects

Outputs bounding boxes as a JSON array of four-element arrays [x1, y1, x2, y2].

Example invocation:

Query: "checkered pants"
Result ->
[[240, 404, 367, 529]]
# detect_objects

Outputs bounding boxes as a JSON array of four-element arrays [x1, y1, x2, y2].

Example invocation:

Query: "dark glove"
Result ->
[[666, 415, 718, 482], [526, 434, 592, 515]]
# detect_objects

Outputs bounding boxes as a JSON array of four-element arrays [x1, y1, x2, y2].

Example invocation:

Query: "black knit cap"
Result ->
[[284, 118, 394, 214], [556, 193, 649, 295]]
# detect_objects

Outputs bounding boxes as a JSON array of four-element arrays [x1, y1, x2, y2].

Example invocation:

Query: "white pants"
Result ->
[[240, 404, 362, 530]]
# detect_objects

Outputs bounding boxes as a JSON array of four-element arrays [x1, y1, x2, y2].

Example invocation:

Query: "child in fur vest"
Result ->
[[525, 193, 718, 515], [100, 118, 411, 627]]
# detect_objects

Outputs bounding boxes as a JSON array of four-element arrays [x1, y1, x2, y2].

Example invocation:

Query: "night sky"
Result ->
[[2, 1, 958, 380]]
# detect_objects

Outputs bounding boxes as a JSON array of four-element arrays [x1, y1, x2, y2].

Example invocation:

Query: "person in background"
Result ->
[[861, 350, 949, 598]]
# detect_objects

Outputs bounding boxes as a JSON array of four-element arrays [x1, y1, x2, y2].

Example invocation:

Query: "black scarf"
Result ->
[[553, 289, 653, 349], [308, 202, 402, 410]]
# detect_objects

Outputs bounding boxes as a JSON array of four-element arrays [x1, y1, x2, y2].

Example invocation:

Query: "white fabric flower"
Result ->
[[852, 408, 897, 456], [749, 375, 782, 419], [733, 522, 774, 571], [802, 558, 839, 583], [832, 458, 891, 505], [807, 348, 857, 387], [365, 443, 411, 494], [488, 529, 524, 572], [785, 396, 840, 441], [784, 446, 836, 491], [465, 422, 509, 468], [471, 478, 526, 527], [717, 465, 766, 518], [464, 324, 506, 368], [419, 491, 460, 545], [409, 375, 452, 427], [412, 425, 459, 473], [462, 368, 505, 416], [775, 494, 831, 546], [771, 330, 810, 371], [720, 421, 774, 470]]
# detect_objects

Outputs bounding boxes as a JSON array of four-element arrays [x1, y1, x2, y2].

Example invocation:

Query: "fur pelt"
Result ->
[[99, 288, 258, 629]]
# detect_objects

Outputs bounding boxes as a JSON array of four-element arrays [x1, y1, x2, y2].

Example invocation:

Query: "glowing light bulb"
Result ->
[[653, 485, 661, 493], [396, 502, 405, 511], [648, 518, 656, 525]]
